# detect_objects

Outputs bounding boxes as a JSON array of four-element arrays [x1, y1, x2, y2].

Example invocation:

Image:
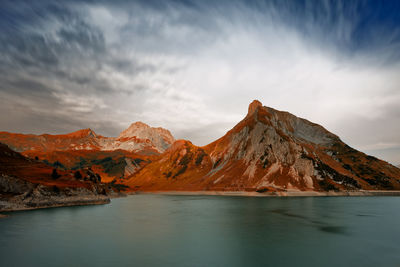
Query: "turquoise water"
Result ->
[[1, 195, 400, 267]]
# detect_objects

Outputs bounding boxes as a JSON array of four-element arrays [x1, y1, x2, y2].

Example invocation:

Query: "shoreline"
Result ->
[[129, 190, 400, 197], [0, 195, 110, 213], [2, 189, 399, 215], [0, 192, 126, 214]]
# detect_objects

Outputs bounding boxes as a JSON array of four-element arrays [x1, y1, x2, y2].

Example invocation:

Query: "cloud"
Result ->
[[0, 0, 399, 164]]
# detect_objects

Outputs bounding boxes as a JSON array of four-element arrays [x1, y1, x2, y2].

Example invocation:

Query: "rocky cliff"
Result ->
[[0, 174, 110, 211]]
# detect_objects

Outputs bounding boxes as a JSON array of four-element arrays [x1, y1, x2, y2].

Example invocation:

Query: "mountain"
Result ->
[[0, 122, 174, 154], [125, 100, 400, 192], [0, 122, 174, 181], [117, 122, 174, 153]]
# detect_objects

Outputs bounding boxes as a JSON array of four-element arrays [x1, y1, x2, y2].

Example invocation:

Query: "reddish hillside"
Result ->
[[125, 100, 400, 192], [0, 143, 95, 189], [0, 129, 100, 153], [0, 122, 174, 180], [125, 140, 214, 191], [0, 122, 174, 154], [22, 149, 154, 183]]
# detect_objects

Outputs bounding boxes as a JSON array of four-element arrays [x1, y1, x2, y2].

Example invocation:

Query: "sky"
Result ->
[[0, 0, 399, 164]]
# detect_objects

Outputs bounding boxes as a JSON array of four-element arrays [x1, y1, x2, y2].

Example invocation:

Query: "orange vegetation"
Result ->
[[0, 143, 95, 189]]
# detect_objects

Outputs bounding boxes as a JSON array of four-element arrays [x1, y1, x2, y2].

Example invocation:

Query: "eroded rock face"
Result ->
[[125, 100, 400, 192]]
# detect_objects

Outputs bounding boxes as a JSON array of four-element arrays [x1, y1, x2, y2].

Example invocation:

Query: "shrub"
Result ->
[[195, 150, 206, 165], [173, 165, 187, 178], [52, 161, 65, 169], [74, 171, 82, 180], [51, 169, 61, 180], [52, 185, 60, 193], [95, 173, 101, 183], [179, 153, 192, 166]]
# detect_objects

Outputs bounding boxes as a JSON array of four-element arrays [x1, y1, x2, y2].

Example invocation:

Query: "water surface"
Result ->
[[1, 195, 399, 267]]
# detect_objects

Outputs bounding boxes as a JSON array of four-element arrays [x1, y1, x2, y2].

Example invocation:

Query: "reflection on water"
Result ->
[[270, 208, 347, 235], [318, 225, 347, 234], [0, 195, 399, 267]]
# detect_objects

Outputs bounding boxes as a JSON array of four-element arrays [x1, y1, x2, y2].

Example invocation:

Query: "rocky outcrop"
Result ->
[[0, 143, 124, 211], [124, 158, 143, 177], [0, 174, 110, 211]]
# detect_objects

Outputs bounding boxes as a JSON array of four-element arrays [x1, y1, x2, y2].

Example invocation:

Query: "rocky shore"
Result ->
[[132, 190, 400, 197], [0, 195, 110, 212], [0, 174, 111, 212]]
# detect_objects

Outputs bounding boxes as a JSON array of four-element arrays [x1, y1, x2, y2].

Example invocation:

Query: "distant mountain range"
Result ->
[[0, 122, 174, 181], [1, 100, 400, 192], [0, 121, 174, 154]]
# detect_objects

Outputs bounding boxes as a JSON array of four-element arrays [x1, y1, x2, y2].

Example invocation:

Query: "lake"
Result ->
[[1, 194, 399, 267]]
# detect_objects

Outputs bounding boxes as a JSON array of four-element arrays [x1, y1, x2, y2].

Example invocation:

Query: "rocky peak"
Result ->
[[167, 140, 191, 152], [118, 122, 150, 138], [116, 121, 175, 153], [130, 121, 150, 128], [66, 128, 97, 138], [247, 100, 263, 117], [118, 121, 173, 140]]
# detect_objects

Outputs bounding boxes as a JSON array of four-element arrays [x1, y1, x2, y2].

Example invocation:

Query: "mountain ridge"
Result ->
[[0, 122, 174, 181], [1, 100, 399, 192], [0, 122, 175, 154]]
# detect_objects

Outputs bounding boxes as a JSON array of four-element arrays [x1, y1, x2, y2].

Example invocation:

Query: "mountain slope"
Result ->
[[0, 143, 112, 211], [125, 100, 400, 192], [21, 149, 152, 182], [0, 142, 104, 189], [0, 122, 174, 180], [0, 122, 174, 154]]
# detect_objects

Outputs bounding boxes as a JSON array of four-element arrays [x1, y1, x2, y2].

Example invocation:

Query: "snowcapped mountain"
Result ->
[[125, 100, 400, 192]]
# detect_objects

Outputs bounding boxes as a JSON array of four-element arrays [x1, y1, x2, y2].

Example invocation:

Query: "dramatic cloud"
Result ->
[[1, 0, 400, 164]]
